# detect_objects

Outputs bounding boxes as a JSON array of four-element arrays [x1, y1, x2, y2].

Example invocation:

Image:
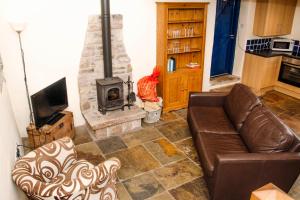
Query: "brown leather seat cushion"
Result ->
[[189, 106, 238, 134], [240, 106, 295, 153], [224, 84, 261, 131], [194, 132, 248, 176]]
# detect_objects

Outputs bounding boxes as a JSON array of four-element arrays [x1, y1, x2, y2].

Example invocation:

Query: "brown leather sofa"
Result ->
[[187, 83, 300, 200]]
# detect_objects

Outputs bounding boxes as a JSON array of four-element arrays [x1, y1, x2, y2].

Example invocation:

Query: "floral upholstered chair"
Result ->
[[12, 137, 121, 200]]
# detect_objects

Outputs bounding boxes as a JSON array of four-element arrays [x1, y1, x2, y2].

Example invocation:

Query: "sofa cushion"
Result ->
[[240, 106, 295, 153], [194, 132, 248, 176], [224, 84, 261, 131], [188, 106, 238, 134]]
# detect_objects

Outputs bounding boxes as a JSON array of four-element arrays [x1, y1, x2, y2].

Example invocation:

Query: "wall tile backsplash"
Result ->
[[293, 40, 300, 56], [246, 38, 300, 56], [246, 38, 272, 51]]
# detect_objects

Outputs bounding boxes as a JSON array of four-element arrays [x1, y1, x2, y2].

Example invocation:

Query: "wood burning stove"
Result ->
[[96, 0, 124, 115], [96, 77, 124, 114]]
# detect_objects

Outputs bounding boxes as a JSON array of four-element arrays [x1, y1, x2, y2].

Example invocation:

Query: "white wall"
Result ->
[[0, 0, 216, 137], [233, 0, 300, 78], [232, 0, 257, 77], [291, 0, 300, 40], [0, 83, 26, 199]]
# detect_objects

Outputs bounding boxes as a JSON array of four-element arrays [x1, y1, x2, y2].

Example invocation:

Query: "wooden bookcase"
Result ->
[[156, 3, 207, 112], [27, 111, 75, 148]]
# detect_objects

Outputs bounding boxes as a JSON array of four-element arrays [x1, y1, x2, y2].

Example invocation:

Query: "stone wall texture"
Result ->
[[78, 15, 145, 139], [78, 15, 132, 116]]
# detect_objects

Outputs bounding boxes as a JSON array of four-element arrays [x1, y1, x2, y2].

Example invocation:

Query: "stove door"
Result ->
[[107, 88, 120, 101]]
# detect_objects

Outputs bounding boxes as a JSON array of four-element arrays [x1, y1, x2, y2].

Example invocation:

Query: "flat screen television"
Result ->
[[31, 77, 68, 128]]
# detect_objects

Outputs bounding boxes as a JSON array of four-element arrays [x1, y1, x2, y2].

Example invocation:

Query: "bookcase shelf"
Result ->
[[168, 20, 204, 24], [167, 35, 202, 40], [156, 2, 207, 112], [167, 48, 201, 55]]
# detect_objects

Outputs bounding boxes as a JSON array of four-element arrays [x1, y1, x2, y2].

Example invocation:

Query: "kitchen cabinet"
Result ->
[[164, 71, 202, 110], [242, 53, 281, 95], [253, 0, 297, 36], [165, 74, 186, 109]]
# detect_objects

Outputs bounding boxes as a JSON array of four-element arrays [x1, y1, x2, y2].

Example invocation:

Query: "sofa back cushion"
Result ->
[[224, 84, 261, 131], [240, 106, 295, 153]]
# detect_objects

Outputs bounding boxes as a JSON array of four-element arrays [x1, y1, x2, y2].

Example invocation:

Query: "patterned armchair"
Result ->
[[12, 137, 121, 200]]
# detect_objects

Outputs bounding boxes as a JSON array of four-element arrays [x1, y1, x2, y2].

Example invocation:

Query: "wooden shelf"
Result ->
[[168, 20, 203, 24], [167, 35, 202, 40], [167, 67, 201, 74], [167, 49, 201, 55], [156, 3, 207, 112]]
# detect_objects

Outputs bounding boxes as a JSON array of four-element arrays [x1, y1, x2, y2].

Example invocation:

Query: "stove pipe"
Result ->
[[101, 0, 113, 78]]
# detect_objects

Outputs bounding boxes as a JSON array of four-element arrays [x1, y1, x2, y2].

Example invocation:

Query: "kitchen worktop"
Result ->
[[245, 49, 300, 59]]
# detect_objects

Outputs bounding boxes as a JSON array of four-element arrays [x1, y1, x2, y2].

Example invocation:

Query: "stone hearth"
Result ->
[[78, 15, 145, 139]]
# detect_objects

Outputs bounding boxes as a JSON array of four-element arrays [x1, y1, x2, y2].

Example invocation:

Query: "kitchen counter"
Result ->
[[245, 49, 300, 59], [243, 50, 300, 99]]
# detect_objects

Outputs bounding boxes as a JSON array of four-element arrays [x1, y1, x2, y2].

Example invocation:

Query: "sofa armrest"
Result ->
[[13, 158, 121, 199], [211, 153, 300, 200], [93, 157, 121, 186], [188, 92, 228, 107]]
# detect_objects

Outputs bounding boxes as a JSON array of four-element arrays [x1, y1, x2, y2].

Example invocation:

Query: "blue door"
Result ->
[[210, 0, 241, 77]]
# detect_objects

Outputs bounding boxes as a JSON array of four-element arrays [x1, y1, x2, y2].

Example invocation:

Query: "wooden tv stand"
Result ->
[[27, 111, 75, 149]]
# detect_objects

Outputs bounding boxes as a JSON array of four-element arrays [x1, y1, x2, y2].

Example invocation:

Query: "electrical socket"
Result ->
[[16, 144, 21, 160]]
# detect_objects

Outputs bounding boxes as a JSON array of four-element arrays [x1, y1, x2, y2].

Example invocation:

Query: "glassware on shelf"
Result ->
[[184, 27, 194, 37], [171, 29, 181, 38], [190, 27, 194, 36], [183, 44, 190, 52], [172, 41, 180, 53]]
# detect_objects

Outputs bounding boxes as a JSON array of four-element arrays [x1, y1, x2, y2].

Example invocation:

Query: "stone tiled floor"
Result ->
[[210, 74, 240, 86], [22, 90, 300, 200], [260, 90, 300, 136], [74, 110, 208, 200]]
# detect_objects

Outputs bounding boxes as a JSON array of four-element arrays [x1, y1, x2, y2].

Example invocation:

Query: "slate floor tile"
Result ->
[[117, 183, 132, 200], [121, 127, 162, 147], [144, 138, 186, 165], [174, 109, 187, 119], [277, 100, 300, 115], [153, 159, 202, 189], [73, 125, 93, 145], [147, 192, 174, 200], [157, 120, 191, 142], [261, 90, 289, 104], [123, 173, 165, 200], [159, 112, 180, 123], [175, 138, 200, 164], [96, 136, 127, 154], [210, 75, 239, 87], [278, 113, 300, 136], [107, 145, 161, 180], [75, 142, 105, 165], [289, 174, 300, 200], [169, 177, 209, 200], [261, 100, 286, 115]]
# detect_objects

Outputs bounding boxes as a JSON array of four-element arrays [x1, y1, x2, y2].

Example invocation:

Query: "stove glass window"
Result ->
[[107, 88, 120, 101]]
